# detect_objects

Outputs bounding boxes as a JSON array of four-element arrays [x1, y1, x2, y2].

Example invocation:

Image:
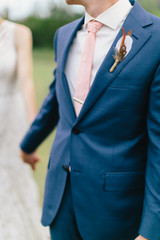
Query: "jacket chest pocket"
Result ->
[[104, 171, 145, 192]]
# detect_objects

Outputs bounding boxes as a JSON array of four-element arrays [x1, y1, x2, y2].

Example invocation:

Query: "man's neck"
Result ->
[[85, 0, 120, 18]]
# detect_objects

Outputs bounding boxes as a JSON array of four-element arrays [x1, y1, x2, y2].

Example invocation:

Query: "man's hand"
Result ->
[[20, 150, 40, 170], [135, 235, 148, 240]]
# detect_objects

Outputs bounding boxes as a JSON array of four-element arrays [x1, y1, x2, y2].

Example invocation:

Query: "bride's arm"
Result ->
[[15, 24, 37, 123]]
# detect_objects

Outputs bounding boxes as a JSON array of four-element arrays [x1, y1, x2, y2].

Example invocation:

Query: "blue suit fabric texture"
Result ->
[[20, 1, 160, 239], [49, 174, 83, 240]]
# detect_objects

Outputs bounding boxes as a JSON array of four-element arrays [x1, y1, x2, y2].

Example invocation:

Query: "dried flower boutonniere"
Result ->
[[110, 28, 133, 73]]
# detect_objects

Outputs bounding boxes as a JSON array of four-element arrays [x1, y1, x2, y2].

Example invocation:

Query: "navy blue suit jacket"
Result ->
[[21, 1, 160, 239]]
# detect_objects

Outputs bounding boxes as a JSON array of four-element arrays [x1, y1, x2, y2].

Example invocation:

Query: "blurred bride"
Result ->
[[0, 18, 49, 239]]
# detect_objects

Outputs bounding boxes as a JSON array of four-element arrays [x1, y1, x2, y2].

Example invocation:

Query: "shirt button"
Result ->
[[72, 127, 80, 135]]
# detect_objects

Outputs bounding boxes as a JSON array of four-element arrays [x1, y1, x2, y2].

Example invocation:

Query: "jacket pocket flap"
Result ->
[[104, 171, 145, 192]]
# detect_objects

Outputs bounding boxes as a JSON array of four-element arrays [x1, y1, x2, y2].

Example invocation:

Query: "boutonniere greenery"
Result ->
[[110, 28, 133, 73]]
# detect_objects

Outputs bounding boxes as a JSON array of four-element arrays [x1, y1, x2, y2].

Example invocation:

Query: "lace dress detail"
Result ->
[[0, 21, 49, 240]]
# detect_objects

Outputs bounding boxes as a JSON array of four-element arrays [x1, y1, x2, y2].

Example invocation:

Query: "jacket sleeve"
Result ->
[[138, 64, 160, 240], [20, 30, 59, 154]]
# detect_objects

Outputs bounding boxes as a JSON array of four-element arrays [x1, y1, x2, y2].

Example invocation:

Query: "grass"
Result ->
[[32, 48, 56, 205]]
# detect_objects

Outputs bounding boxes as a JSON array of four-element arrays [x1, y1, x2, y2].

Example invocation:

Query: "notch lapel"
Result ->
[[75, 1, 153, 124]]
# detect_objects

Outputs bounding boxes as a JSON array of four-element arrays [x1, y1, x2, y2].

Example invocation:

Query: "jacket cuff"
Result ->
[[138, 206, 160, 240]]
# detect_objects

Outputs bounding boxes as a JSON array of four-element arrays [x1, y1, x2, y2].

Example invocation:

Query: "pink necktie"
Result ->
[[73, 21, 103, 116]]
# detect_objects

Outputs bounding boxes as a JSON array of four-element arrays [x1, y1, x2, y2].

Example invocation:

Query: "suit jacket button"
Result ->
[[72, 127, 80, 135], [62, 165, 68, 172]]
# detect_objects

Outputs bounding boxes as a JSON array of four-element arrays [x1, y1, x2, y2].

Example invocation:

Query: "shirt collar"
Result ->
[[84, 0, 133, 30]]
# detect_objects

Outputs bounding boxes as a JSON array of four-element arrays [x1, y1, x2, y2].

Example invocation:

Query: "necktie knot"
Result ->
[[87, 21, 103, 34]]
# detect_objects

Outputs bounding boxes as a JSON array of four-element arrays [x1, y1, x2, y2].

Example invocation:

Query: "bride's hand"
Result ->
[[20, 150, 40, 170]]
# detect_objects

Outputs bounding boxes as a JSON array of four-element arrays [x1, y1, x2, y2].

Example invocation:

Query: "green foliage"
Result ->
[[19, 7, 83, 48], [138, 0, 160, 16]]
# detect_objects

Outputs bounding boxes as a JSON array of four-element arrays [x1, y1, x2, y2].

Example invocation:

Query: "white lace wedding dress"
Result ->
[[0, 20, 49, 240]]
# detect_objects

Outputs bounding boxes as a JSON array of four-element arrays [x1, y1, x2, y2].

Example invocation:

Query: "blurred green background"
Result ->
[[32, 48, 56, 204], [9, 1, 160, 205], [1, 0, 158, 50]]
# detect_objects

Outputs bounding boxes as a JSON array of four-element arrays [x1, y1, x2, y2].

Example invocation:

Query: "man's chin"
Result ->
[[65, 0, 81, 5], [65, 0, 74, 5]]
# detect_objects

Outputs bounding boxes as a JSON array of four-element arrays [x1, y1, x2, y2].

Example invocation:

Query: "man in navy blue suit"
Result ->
[[20, 0, 160, 239]]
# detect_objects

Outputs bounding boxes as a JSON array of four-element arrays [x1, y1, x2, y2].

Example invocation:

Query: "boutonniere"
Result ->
[[110, 28, 133, 73]]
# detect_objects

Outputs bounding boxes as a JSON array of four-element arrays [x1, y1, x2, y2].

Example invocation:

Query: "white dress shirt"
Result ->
[[65, 0, 133, 102]]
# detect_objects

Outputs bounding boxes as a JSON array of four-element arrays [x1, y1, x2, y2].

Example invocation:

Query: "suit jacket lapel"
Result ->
[[58, 17, 84, 121], [75, 1, 153, 124], [60, 17, 84, 73]]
